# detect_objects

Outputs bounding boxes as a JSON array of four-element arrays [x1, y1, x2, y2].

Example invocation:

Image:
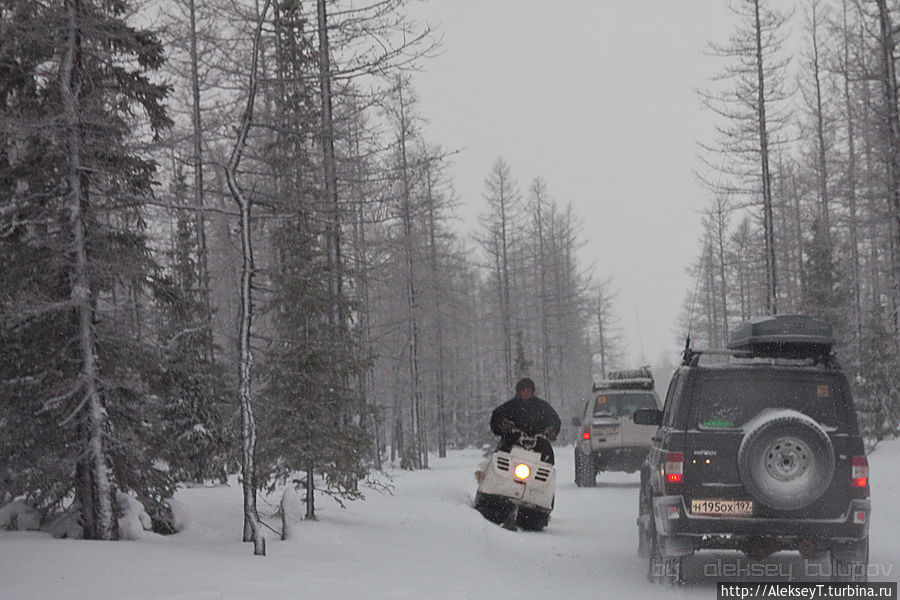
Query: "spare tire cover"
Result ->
[[737, 409, 835, 511]]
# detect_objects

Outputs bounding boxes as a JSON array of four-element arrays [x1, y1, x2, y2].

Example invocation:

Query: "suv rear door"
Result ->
[[590, 391, 658, 450], [683, 368, 851, 519]]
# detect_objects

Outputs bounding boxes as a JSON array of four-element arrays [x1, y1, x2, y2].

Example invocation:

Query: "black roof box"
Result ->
[[727, 315, 835, 357]]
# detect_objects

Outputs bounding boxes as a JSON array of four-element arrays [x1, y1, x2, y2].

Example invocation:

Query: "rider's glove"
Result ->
[[542, 427, 558, 442], [498, 418, 514, 434]]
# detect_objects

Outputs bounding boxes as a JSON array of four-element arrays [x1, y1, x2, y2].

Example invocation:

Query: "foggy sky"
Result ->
[[408, 0, 738, 370]]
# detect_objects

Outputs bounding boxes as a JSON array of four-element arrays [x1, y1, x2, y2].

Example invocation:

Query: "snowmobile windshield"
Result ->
[[591, 392, 657, 418], [695, 374, 840, 430]]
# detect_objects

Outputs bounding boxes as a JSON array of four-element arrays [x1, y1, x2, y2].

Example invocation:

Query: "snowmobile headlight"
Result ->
[[514, 464, 530, 480]]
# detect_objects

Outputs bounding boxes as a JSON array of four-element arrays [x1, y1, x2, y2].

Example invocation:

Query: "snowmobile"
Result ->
[[473, 429, 556, 531]]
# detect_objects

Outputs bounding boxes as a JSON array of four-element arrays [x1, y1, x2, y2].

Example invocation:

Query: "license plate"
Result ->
[[593, 424, 619, 434], [691, 499, 753, 517]]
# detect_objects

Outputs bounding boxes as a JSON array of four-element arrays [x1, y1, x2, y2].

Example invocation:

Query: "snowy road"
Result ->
[[2, 441, 899, 599]]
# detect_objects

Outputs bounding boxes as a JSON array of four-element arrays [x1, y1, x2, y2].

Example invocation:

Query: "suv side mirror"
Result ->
[[633, 409, 663, 426], [571, 417, 582, 427]]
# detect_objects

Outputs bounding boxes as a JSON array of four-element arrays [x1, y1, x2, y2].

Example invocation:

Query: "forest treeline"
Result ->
[[0, 0, 617, 545], [682, 0, 900, 446]]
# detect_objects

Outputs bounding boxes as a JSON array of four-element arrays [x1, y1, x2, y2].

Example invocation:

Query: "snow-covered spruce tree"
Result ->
[[802, 218, 851, 339], [0, 0, 173, 538], [259, 218, 370, 520], [856, 303, 900, 445], [252, 0, 369, 520]]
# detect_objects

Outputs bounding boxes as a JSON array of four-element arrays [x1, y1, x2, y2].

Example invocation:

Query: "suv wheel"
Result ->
[[737, 410, 835, 511], [646, 517, 683, 584], [831, 538, 869, 582], [637, 489, 652, 557], [574, 448, 596, 487]]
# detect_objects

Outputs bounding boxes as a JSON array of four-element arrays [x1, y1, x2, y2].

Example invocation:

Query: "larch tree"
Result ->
[[799, 0, 839, 320], [528, 178, 553, 395], [478, 157, 521, 391], [700, 0, 793, 315], [592, 278, 624, 380]]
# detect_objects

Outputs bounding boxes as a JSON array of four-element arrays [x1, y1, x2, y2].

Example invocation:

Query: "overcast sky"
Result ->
[[406, 0, 740, 369]]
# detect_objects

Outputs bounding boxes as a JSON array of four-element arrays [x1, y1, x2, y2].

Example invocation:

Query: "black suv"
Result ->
[[634, 316, 871, 584]]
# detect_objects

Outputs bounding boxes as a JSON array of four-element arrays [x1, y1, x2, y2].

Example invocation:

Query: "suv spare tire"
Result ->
[[737, 409, 835, 511]]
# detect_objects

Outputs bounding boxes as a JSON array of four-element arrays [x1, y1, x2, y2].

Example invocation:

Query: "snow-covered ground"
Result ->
[[2, 439, 899, 599]]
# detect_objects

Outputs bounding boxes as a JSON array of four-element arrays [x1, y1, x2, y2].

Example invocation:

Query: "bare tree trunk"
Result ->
[[395, 79, 424, 469], [753, 0, 778, 314], [549, 211, 565, 396], [391, 416, 399, 463], [61, 0, 116, 541], [842, 0, 862, 362], [775, 157, 797, 311], [305, 464, 316, 520], [424, 157, 447, 459], [862, 75, 882, 306], [531, 181, 551, 391], [317, 0, 342, 326], [188, 0, 212, 360], [351, 145, 381, 469], [737, 234, 748, 321], [791, 175, 806, 305], [706, 242, 719, 347], [501, 230, 513, 390], [224, 1, 268, 556], [810, 0, 834, 306], [596, 285, 607, 378], [876, 0, 900, 336], [811, 1, 831, 245], [714, 197, 729, 342]]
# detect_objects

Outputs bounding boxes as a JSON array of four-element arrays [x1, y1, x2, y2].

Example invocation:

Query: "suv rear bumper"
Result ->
[[651, 495, 870, 542]]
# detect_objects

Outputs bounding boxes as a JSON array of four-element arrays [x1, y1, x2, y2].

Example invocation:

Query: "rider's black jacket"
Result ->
[[490, 395, 561, 463], [490, 394, 561, 439]]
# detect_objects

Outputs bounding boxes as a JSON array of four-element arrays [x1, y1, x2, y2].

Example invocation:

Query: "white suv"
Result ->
[[573, 368, 661, 487]]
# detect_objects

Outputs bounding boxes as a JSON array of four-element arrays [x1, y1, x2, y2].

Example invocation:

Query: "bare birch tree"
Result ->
[[223, 0, 269, 556]]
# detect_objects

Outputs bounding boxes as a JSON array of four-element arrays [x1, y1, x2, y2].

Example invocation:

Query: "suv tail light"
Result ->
[[582, 427, 591, 440], [665, 452, 684, 484], [851, 456, 868, 488]]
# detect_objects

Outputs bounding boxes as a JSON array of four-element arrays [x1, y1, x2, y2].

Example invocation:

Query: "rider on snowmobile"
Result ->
[[490, 378, 561, 464]]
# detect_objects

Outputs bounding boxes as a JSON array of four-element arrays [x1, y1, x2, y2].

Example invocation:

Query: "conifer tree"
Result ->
[[1, 0, 173, 538]]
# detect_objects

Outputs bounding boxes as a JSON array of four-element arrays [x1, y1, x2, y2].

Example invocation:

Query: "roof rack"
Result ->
[[681, 349, 839, 370], [592, 366, 654, 392]]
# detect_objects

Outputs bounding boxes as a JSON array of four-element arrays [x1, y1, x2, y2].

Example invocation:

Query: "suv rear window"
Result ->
[[592, 392, 657, 417], [695, 375, 840, 429]]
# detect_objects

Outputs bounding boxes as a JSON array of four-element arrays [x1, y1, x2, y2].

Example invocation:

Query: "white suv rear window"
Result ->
[[592, 392, 657, 417]]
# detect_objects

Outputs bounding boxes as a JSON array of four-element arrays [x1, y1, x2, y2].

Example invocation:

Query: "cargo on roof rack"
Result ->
[[592, 366, 654, 392], [727, 315, 835, 358]]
